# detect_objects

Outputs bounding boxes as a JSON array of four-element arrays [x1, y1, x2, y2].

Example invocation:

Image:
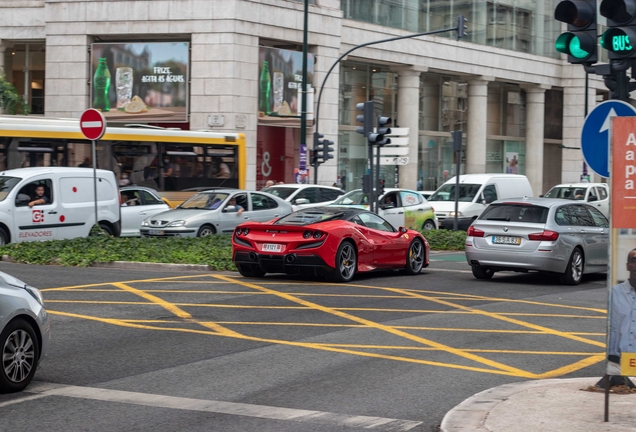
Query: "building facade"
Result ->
[[0, 0, 610, 194]]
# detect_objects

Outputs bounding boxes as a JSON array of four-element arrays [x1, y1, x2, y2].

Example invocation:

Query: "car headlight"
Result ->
[[25, 285, 44, 306], [167, 220, 186, 227], [449, 211, 463, 217], [141, 219, 150, 226]]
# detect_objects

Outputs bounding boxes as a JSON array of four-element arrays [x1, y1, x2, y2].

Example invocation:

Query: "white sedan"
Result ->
[[120, 186, 171, 236]]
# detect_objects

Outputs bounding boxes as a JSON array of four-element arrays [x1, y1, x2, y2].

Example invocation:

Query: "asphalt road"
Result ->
[[0, 254, 609, 431]]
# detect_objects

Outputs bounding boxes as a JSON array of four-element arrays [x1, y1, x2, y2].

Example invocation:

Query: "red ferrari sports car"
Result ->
[[232, 207, 429, 282]]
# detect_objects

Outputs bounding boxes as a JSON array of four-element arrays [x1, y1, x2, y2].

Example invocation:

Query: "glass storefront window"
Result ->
[[341, 0, 562, 59], [338, 62, 397, 191], [486, 140, 526, 174], [487, 82, 526, 137]]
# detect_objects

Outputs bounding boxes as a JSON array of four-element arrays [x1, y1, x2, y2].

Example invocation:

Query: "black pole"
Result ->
[[453, 149, 460, 230], [301, 0, 308, 181], [375, 144, 381, 214]]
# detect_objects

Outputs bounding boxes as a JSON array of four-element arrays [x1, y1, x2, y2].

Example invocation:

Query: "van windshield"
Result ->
[[428, 184, 480, 202], [0, 176, 21, 202]]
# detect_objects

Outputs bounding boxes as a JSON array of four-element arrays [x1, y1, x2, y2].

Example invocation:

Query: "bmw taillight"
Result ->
[[467, 226, 485, 237], [528, 230, 559, 241]]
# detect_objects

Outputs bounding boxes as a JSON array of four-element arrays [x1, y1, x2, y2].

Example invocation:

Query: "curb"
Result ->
[[440, 378, 595, 432], [90, 261, 216, 272]]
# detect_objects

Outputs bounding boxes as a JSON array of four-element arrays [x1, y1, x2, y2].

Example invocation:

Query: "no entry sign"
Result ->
[[80, 109, 107, 140]]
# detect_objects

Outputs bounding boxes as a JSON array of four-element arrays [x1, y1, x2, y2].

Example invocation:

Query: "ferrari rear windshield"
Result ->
[[275, 208, 346, 226]]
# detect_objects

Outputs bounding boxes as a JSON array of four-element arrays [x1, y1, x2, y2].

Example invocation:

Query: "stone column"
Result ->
[[394, 67, 424, 189], [523, 85, 550, 196], [0, 42, 7, 75], [466, 77, 493, 174]]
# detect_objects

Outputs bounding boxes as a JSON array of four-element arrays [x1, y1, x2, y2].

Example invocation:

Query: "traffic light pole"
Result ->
[[312, 17, 467, 184]]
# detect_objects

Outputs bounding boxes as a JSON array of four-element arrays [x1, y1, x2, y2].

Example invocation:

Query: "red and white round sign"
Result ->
[[79, 109, 107, 141]]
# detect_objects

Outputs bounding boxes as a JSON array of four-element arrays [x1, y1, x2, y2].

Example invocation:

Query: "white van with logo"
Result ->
[[427, 174, 534, 230], [0, 167, 121, 245]]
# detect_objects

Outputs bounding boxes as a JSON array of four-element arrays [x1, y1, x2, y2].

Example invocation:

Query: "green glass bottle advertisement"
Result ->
[[258, 46, 314, 126], [90, 42, 189, 122]]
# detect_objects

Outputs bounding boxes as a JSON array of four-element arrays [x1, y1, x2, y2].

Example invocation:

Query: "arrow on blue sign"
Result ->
[[581, 100, 636, 178]]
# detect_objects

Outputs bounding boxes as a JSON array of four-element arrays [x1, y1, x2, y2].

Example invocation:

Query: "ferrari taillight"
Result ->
[[302, 230, 324, 239]]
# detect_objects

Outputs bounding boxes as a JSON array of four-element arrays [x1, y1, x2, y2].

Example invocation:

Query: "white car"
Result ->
[[543, 183, 609, 218], [120, 186, 171, 236], [261, 184, 345, 211], [0, 271, 50, 393], [330, 188, 438, 231]]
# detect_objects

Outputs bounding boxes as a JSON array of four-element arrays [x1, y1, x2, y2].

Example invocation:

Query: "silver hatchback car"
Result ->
[[0, 270, 50, 392], [465, 197, 609, 285]]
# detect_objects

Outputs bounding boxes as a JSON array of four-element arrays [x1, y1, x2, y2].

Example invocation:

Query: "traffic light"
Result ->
[[321, 138, 335, 161], [456, 15, 468, 40], [600, 0, 636, 59], [313, 133, 325, 166], [554, 0, 597, 64], [368, 116, 392, 146], [356, 101, 374, 138], [309, 149, 319, 166], [378, 178, 385, 196], [361, 174, 372, 194]]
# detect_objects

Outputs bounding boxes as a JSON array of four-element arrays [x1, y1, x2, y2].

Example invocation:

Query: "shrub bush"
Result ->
[[0, 229, 466, 268], [420, 229, 467, 251], [0, 235, 235, 269]]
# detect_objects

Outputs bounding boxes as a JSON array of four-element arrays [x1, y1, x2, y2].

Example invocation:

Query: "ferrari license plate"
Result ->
[[149, 229, 164, 236], [492, 236, 521, 245], [263, 243, 282, 252]]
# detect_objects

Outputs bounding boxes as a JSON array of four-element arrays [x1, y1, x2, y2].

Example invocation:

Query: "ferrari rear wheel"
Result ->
[[403, 238, 425, 275], [328, 241, 357, 283]]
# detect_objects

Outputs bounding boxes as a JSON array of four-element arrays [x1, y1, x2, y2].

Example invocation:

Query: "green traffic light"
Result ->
[[601, 29, 635, 55], [556, 32, 591, 59]]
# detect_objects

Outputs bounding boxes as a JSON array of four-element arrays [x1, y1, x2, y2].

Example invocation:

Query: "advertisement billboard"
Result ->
[[258, 46, 314, 127], [606, 116, 636, 378], [90, 42, 189, 123]]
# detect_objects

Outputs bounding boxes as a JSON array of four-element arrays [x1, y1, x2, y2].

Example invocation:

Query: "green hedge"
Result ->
[[0, 229, 465, 268]]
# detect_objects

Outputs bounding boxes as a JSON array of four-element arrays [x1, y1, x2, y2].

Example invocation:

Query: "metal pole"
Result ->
[[375, 145, 381, 214], [453, 149, 460, 230], [92, 140, 98, 230], [301, 0, 309, 181]]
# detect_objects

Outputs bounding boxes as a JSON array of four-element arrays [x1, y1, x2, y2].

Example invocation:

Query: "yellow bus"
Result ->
[[0, 116, 246, 206]]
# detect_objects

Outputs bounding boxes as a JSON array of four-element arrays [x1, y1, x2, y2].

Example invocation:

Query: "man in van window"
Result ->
[[29, 185, 49, 207]]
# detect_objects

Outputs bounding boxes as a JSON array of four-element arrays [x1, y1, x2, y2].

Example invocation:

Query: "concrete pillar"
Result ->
[[0, 42, 7, 75], [394, 67, 423, 189], [466, 77, 493, 174], [562, 75, 589, 183], [522, 85, 550, 196]]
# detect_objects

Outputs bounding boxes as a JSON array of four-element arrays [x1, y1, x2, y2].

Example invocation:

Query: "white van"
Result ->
[[427, 174, 534, 230], [0, 167, 121, 245]]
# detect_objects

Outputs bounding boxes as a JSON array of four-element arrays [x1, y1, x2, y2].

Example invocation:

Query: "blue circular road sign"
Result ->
[[581, 100, 636, 178]]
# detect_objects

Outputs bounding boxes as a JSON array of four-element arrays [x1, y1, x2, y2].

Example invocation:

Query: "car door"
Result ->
[[377, 192, 404, 230], [569, 204, 606, 267], [217, 192, 250, 234], [121, 188, 170, 236], [587, 185, 609, 217], [249, 192, 286, 223], [13, 178, 58, 242], [400, 190, 433, 230], [292, 187, 319, 210], [585, 206, 609, 267], [356, 212, 407, 266]]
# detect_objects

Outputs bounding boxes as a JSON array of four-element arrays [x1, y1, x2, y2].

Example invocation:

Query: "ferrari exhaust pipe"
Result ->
[[249, 252, 258, 261], [285, 254, 296, 263]]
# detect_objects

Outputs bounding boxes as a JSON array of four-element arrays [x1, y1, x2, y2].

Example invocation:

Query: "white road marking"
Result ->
[[23, 382, 422, 431]]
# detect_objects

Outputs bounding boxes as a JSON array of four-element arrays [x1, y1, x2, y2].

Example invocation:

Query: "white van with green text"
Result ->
[[0, 167, 121, 244]]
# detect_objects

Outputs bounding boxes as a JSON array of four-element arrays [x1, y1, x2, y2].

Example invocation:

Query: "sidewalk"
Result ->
[[441, 378, 636, 432]]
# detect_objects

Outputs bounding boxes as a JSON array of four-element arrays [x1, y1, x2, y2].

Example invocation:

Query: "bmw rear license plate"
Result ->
[[492, 236, 521, 245], [263, 243, 282, 252], [149, 229, 164, 235]]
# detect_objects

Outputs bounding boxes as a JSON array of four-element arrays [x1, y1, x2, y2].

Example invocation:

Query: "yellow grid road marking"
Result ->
[[44, 275, 607, 379]]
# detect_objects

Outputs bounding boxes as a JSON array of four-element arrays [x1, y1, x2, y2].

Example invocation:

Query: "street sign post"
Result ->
[[581, 100, 636, 177], [79, 109, 107, 231], [80, 109, 107, 141]]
